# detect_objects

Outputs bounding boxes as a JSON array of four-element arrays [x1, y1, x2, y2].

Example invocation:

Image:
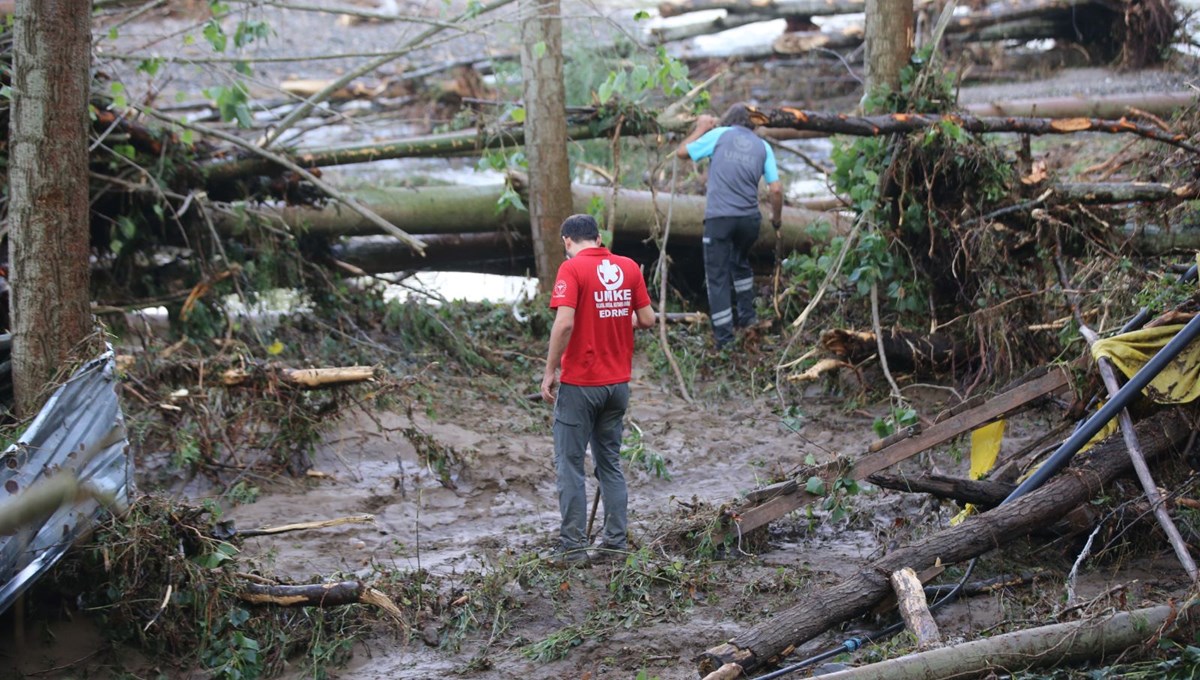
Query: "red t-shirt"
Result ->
[[549, 247, 651, 386]]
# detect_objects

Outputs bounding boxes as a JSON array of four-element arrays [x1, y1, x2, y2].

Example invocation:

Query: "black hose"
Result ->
[[1006, 311, 1200, 502]]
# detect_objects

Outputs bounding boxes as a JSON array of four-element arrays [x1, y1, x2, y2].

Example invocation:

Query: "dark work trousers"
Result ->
[[553, 382, 630, 551], [702, 214, 761, 346]]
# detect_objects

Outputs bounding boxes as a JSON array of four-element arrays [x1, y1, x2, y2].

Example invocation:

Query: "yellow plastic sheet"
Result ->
[[1092, 324, 1200, 404], [951, 419, 1006, 525], [969, 420, 1005, 480]]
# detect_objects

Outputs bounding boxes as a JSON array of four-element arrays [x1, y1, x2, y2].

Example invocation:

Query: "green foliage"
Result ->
[[872, 406, 918, 438], [621, 423, 671, 480]]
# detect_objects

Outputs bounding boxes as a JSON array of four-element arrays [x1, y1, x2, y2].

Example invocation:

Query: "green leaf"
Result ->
[[510, 107, 526, 123], [117, 216, 137, 240], [181, 129, 195, 145], [108, 27, 119, 40], [534, 41, 546, 59], [114, 144, 136, 160], [633, 9, 651, 20], [805, 476, 825, 496]]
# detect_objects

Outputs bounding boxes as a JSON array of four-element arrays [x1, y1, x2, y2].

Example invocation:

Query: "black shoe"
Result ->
[[589, 545, 626, 565], [548, 548, 591, 569]]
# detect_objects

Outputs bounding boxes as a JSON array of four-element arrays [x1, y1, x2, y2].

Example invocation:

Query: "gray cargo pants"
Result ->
[[553, 382, 629, 551], [702, 214, 761, 347]]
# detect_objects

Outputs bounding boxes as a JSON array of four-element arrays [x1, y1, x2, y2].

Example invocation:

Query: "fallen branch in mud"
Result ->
[[235, 513, 375, 538], [238, 581, 403, 620], [221, 365, 376, 389], [866, 472, 1014, 508], [747, 106, 1200, 154], [816, 600, 1199, 679], [697, 408, 1193, 676]]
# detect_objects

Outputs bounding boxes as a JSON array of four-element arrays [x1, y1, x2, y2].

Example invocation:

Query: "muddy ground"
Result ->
[[2, 1, 1199, 678]]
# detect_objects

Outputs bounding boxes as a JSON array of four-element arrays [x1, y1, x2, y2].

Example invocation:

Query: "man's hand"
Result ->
[[541, 371, 558, 404]]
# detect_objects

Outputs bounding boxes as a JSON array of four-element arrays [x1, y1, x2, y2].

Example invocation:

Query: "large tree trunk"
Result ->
[[864, 0, 912, 105], [697, 409, 1192, 676], [8, 0, 95, 415], [520, 0, 572, 293]]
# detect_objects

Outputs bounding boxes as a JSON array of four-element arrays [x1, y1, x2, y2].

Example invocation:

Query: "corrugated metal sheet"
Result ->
[[0, 349, 132, 614]]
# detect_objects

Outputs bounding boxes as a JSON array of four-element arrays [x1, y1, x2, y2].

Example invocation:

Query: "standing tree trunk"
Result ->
[[8, 0, 95, 415], [520, 0, 572, 292], [864, 0, 913, 106]]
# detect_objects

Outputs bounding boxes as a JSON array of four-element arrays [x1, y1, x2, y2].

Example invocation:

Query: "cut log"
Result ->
[[815, 601, 1195, 680], [658, 0, 863, 19], [649, 12, 777, 43], [820, 328, 971, 375], [222, 366, 376, 389], [867, 472, 1015, 507], [889, 567, 941, 650], [746, 106, 1200, 154], [696, 409, 1192, 676]]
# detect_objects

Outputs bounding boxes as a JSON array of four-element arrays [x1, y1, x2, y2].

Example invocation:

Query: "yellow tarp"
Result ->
[[1091, 324, 1200, 404], [951, 419, 1006, 525], [969, 420, 1005, 480]]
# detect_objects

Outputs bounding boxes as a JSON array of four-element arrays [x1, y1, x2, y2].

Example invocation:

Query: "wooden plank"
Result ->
[[850, 367, 1069, 480], [715, 366, 1069, 543]]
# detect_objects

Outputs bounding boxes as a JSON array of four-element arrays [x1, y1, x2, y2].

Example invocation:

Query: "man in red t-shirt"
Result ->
[[541, 214, 654, 566]]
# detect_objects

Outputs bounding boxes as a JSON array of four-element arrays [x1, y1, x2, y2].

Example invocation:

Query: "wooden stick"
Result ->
[[238, 581, 402, 620], [237, 514, 375, 538]]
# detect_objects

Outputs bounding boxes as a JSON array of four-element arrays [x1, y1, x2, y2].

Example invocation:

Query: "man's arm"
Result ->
[[633, 304, 655, 329], [768, 180, 784, 228], [541, 305, 576, 403], [675, 114, 718, 159]]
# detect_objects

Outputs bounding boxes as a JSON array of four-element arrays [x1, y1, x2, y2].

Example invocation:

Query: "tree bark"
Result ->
[[8, 0, 96, 415], [889, 567, 941, 650], [697, 409, 1191, 676], [520, 0, 572, 293], [222, 184, 846, 249], [816, 601, 1195, 679], [238, 581, 402, 619], [658, 0, 863, 18], [864, 0, 913, 102], [747, 106, 1200, 153], [820, 328, 970, 375], [867, 472, 1015, 507]]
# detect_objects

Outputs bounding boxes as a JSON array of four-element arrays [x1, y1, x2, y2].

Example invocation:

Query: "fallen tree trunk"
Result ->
[[820, 328, 971, 375], [697, 408, 1192, 676], [219, 183, 848, 253], [817, 600, 1198, 679], [747, 107, 1200, 153], [866, 472, 1015, 507]]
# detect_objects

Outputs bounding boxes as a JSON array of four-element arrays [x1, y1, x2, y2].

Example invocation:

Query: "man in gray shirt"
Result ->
[[676, 103, 784, 348]]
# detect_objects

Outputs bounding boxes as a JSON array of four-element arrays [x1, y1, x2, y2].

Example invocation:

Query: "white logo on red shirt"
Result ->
[[597, 259, 624, 291], [552, 280, 567, 298]]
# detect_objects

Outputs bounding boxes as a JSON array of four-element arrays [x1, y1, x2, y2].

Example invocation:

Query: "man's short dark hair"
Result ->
[[720, 103, 755, 130], [560, 214, 600, 242]]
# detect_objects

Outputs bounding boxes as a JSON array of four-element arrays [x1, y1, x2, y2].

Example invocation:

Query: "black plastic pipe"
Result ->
[[1004, 310, 1200, 503]]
